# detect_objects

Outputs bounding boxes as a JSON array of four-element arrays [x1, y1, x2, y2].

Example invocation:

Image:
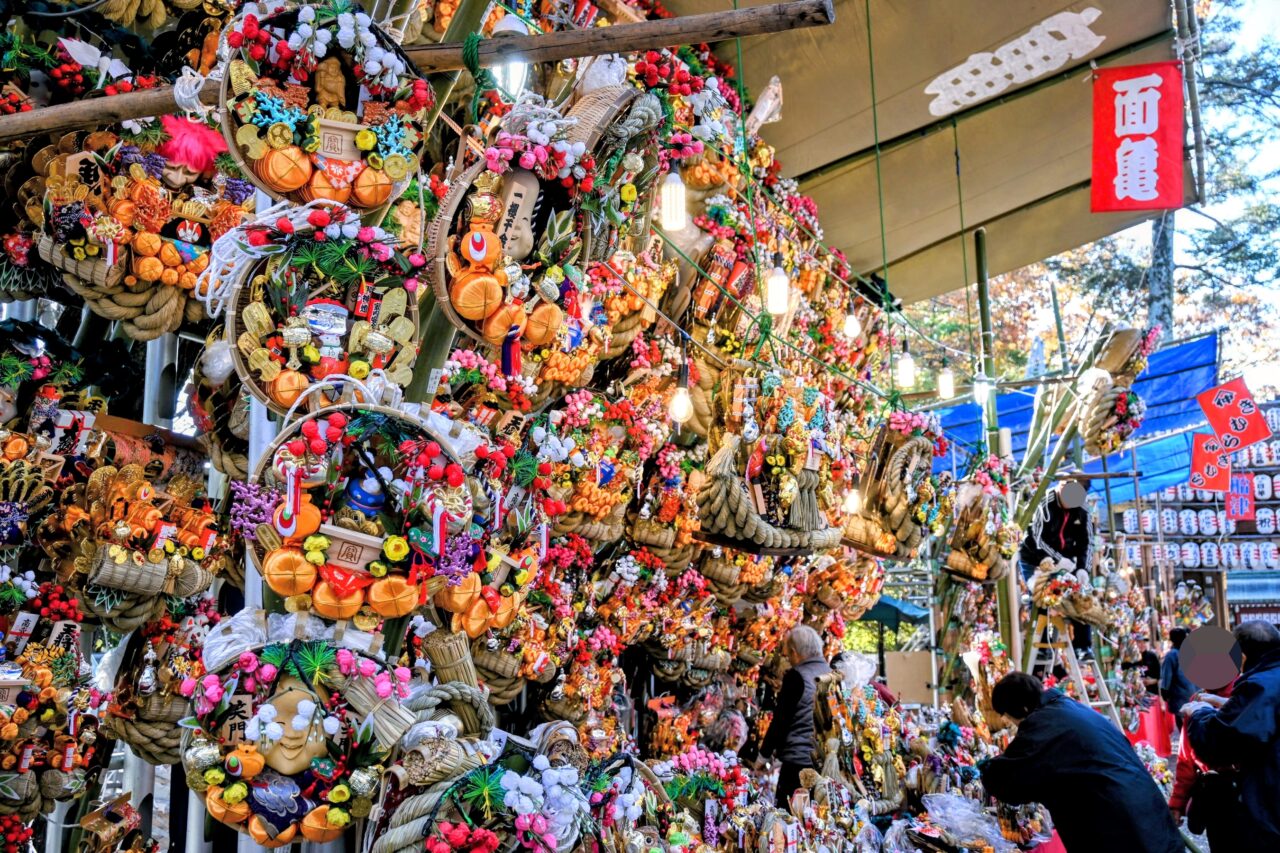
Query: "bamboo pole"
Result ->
[[400, 0, 492, 405], [0, 0, 834, 146]]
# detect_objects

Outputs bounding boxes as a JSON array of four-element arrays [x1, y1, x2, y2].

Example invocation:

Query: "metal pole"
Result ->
[[143, 333, 178, 428], [244, 399, 276, 611]]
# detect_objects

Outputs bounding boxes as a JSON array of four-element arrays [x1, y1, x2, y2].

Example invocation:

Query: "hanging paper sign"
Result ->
[[1197, 377, 1273, 454], [1189, 433, 1230, 492], [5, 612, 39, 656], [1228, 473, 1256, 521], [218, 694, 254, 744], [1090, 61, 1184, 211]]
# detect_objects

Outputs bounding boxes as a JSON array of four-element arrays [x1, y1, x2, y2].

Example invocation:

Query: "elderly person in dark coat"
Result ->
[[979, 672, 1183, 853], [760, 625, 830, 807], [1184, 620, 1280, 849]]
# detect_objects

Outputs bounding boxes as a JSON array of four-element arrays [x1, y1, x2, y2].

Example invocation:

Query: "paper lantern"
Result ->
[[301, 807, 345, 843], [1121, 509, 1138, 534], [205, 786, 250, 825], [268, 369, 310, 408], [367, 576, 417, 618], [255, 146, 312, 194], [311, 580, 363, 620], [1258, 475, 1274, 500], [351, 166, 392, 208], [524, 302, 563, 347], [450, 272, 503, 321], [262, 547, 317, 597], [299, 169, 352, 204], [1200, 509, 1219, 536]]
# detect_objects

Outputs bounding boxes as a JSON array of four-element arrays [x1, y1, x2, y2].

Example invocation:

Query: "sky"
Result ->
[[1104, 0, 1280, 392]]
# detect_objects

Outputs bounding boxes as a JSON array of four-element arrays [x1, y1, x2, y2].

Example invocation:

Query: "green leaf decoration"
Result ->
[[292, 641, 337, 685], [460, 766, 507, 822]]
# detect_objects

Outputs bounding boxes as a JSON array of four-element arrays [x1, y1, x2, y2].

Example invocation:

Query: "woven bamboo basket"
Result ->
[[141, 691, 190, 723], [243, 401, 456, 584], [224, 253, 419, 417], [627, 511, 677, 550], [943, 483, 1004, 583], [218, 7, 425, 211]]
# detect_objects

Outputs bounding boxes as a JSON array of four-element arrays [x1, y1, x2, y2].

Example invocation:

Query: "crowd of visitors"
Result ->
[[761, 612, 1280, 852]]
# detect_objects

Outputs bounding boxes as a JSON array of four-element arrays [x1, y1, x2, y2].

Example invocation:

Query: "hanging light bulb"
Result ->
[[669, 356, 693, 425], [937, 359, 955, 400], [896, 339, 916, 388], [491, 15, 529, 98], [843, 303, 862, 339], [972, 370, 992, 405], [659, 171, 687, 231], [766, 253, 789, 316], [843, 487, 862, 514]]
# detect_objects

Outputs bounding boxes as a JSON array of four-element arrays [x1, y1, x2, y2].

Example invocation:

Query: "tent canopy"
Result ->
[[858, 595, 930, 632], [667, 0, 1191, 303], [930, 332, 1219, 501]]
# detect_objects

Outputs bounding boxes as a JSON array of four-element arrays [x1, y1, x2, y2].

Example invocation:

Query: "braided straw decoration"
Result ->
[[79, 589, 164, 633], [1082, 381, 1127, 456], [103, 713, 184, 765], [370, 683, 497, 853], [60, 273, 188, 342]]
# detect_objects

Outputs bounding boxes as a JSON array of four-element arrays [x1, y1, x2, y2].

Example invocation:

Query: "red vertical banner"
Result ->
[[1228, 473, 1256, 521], [1190, 432, 1230, 492], [1197, 377, 1273, 453], [1091, 62, 1185, 212]]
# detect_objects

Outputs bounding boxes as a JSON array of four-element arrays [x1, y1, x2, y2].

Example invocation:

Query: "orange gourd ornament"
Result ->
[[262, 547, 317, 597], [268, 369, 310, 408], [301, 807, 345, 843], [311, 581, 363, 620], [249, 815, 298, 848], [449, 171, 507, 322], [255, 146, 312, 194], [351, 166, 392, 208], [481, 302, 527, 345], [367, 576, 418, 618], [299, 169, 352, 204], [523, 302, 563, 346]]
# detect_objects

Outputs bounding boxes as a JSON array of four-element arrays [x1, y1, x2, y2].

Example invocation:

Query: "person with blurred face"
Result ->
[[759, 626, 830, 807]]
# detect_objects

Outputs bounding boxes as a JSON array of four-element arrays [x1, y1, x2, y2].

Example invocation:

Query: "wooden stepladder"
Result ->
[[1024, 610, 1122, 728]]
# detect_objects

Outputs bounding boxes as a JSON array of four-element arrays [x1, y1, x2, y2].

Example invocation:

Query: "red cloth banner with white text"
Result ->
[[1091, 61, 1184, 211], [1190, 433, 1230, 492], [1196, 377, 1273, 454]]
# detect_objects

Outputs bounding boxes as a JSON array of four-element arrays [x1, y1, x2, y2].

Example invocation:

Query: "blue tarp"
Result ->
[[932, 332, 1219, 502], [857, 595, 930, 632]]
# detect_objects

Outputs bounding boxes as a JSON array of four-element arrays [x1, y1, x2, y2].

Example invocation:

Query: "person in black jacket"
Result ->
[[980, 672, 1183, 853], [759, 625, 830, 807], [1184, 620, 1280, 849], [1020, 480, 1097, 659]]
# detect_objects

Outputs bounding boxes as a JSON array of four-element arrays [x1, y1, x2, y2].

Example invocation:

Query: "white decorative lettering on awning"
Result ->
[[924, 8, 1107, 116]]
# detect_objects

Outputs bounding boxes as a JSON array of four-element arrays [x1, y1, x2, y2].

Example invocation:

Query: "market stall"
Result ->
[[0, 0, 1226, 851]]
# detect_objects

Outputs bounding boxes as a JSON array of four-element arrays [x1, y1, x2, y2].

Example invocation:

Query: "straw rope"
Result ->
[[103, 714, 184, 765]]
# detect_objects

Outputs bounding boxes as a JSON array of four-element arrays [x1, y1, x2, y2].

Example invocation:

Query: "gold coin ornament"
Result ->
[[220, 6, 433, 208], [224, 204, 421, 414]]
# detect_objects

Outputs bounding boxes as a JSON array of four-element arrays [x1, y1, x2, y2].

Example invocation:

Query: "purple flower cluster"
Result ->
[[229, 481, 280, 540], [222, 177, 255, 205], [437, 534, 476, 587], [117, 145, 166, 181]]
